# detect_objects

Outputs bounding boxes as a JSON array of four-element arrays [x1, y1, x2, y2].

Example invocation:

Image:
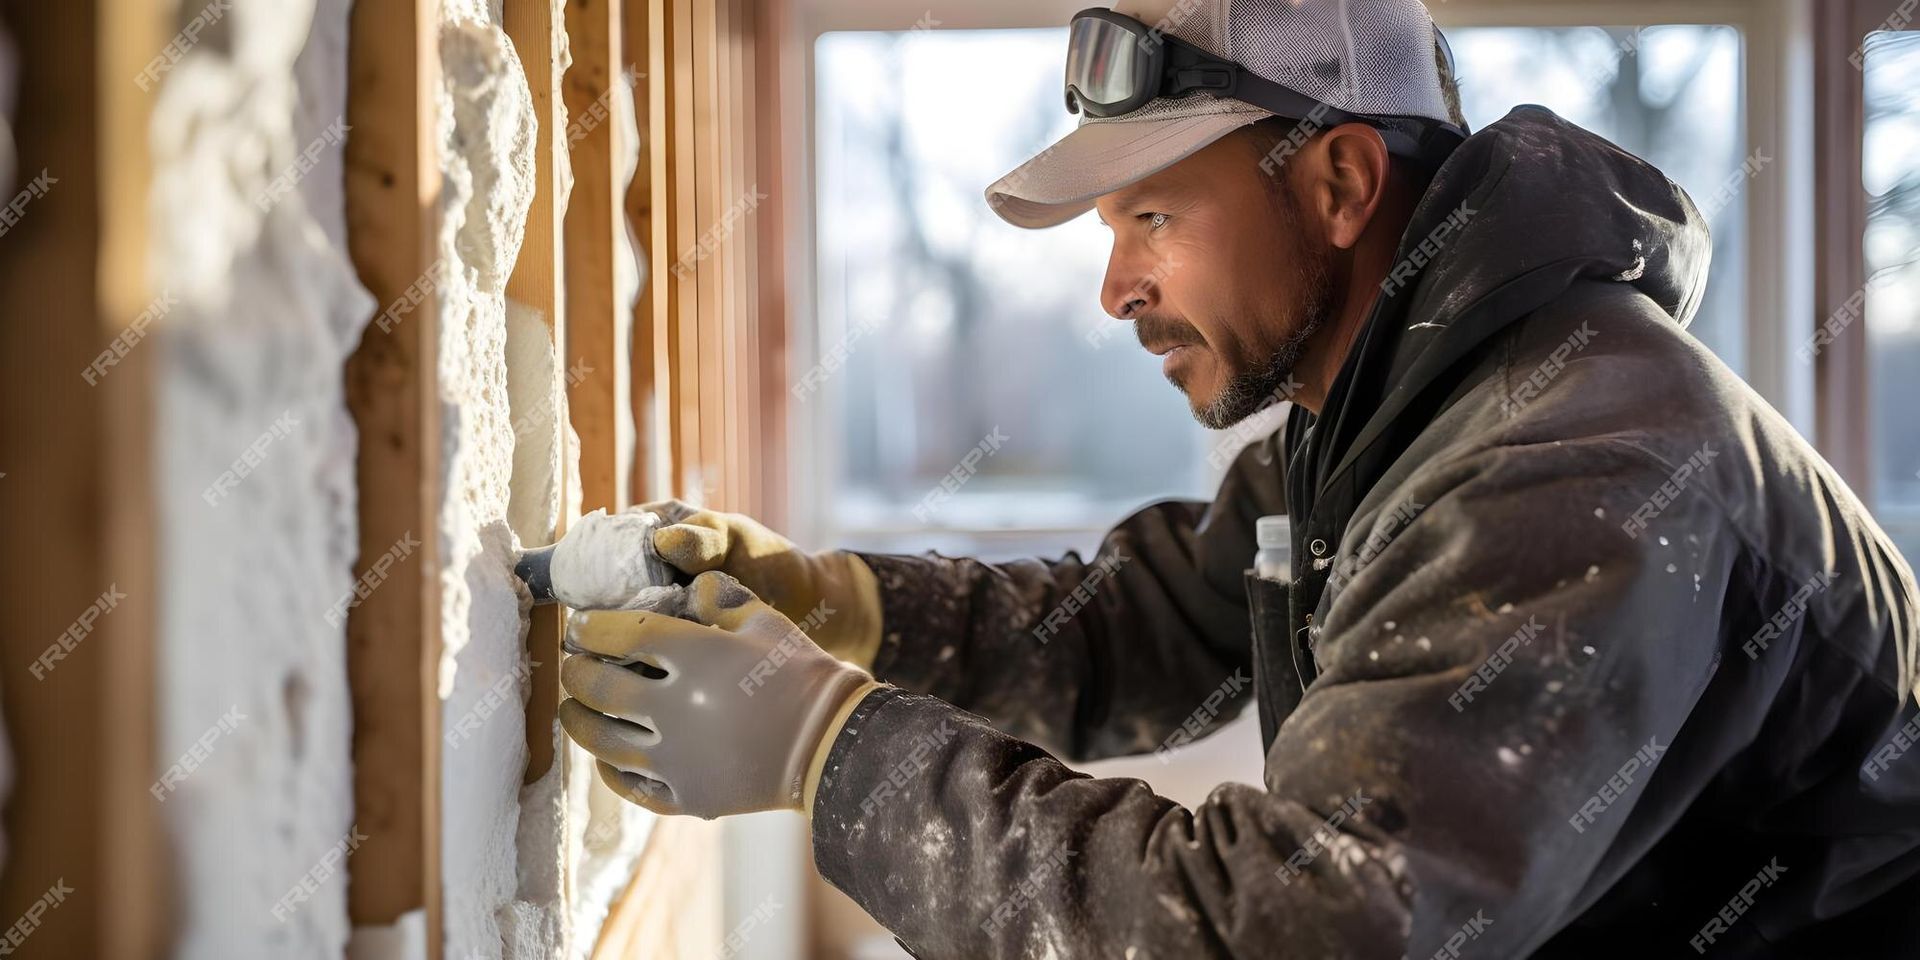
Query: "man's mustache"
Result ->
[[1132, 314, 1205, 352]]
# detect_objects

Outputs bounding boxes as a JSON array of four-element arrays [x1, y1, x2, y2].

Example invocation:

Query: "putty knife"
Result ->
[[515, 544, 563, 605]]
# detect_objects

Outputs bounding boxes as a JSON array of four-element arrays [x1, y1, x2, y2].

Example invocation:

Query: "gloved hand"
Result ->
[[558, 570, 883, 818], [638, 500, 883, 669]]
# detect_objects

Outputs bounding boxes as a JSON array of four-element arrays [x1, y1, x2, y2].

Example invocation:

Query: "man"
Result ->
[[557, 0, 1920, 955]]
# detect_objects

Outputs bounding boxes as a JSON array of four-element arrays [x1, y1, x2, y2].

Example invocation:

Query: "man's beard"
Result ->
[[1190, 249, 1335, 429]]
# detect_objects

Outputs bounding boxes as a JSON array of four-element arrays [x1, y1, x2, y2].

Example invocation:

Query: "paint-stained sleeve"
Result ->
[[851, 432, 1286, 762], [811, 440, 1736, 958]]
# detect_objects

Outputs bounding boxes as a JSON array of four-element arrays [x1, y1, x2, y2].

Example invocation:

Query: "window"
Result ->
[[1447, 25, 1748, 372], [812, 27, 1228, 559], [1863, 30, 1920, 560]]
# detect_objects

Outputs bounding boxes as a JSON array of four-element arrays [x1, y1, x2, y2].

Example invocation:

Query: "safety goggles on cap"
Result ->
[[1063, 7, 1462, 163]]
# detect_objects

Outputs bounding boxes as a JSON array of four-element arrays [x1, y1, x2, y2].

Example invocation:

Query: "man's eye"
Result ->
[[1137, 212, 1170, 230]]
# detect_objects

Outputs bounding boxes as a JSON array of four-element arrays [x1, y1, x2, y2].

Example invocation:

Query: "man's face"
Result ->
[[1093, 131, 1336, 428]]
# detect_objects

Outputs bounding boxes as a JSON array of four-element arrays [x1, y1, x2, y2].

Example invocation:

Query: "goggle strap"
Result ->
[[1068, 9, 1467, 165]]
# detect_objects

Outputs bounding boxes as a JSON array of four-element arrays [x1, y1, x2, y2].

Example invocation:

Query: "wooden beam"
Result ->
[[504, 0, 570, 784], [566, 0, 629, 514], [0, 1, 167, 954], [733, 0, 767, 520], [752, 0, 793, 528], [666, 0, 702, 498], [692, 0, 730, 506], [1812, 2, 1871, 492], [719, 0, 745, 512], [626, 0, 663, 504], [630, 0, 784, 520], [343, 0, 443, 951]]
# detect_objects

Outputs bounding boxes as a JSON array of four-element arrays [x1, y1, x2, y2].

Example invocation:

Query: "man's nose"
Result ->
[[1100, 246, 1164, 320]]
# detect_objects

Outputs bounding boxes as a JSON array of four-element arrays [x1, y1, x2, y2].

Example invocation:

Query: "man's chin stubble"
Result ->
[[1185, 318, 1321, 429]]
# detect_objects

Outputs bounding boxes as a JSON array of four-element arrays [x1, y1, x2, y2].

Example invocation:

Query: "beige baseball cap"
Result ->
[[984, 0, 1462, 229]]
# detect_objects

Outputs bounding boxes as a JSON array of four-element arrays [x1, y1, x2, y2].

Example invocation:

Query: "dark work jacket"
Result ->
[[808, 107, 1920, 958]]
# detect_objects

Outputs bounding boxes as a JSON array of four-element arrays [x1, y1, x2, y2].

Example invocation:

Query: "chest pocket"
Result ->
[[1244, 570, 1311, 752]]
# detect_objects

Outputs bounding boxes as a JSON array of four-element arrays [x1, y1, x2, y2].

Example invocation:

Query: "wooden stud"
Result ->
[[504, 0, 569, 784], [0, 1, 167, 954], [668, 0, 703, 499], [736, 0, 768, 520], [752, 0, 793, 528], [718, 0, 744, 512], [625, 0, 664, 505], [692, 0, 728, 506], [566, 0, 629, 514], [1812, 2, 1872, 492], [343, 0, 444, 951]]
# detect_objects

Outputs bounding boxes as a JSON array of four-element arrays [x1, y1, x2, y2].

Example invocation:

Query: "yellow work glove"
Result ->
[[638, 500, 883, 669], [559, 571, 882, 818]]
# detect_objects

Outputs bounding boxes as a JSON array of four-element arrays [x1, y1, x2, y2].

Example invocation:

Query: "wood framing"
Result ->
[[0, 0, 786, 953], [692, 0, 725, 507], [0, 1, 167, 955], [1810, 0, 1917, 494], [666, 0, 703, 500], [505, 0, 571, 785], [593, 0, 796, 952], [566, 0, 632, 514], [627, 0, 669, 504], [753, 0, 794, 528], [335, 0, 786, 950], [343, 0, 444, 952], [639, 0, 780, 514]]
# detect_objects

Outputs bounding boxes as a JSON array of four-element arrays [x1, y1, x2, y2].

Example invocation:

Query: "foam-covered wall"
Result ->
[[436, 7, 657, 955], [432, 5, 569, 957], [151, 0, 652, 956], [152, 0, 369, 954]]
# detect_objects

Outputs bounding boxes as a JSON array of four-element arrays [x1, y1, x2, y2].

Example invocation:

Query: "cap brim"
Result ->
[[984, 111, 1268, 229]]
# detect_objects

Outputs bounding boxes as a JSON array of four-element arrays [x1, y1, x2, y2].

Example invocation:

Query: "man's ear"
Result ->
[[1309, 122, 1391, 251]]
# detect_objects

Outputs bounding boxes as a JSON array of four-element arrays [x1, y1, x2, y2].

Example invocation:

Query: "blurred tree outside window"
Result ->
[[1448, 25, 1746, 369], [1864, 31, 1920, 562]]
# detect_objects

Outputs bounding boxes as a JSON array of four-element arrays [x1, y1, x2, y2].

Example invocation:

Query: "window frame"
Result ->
[[1819, 1, 1920, 543]]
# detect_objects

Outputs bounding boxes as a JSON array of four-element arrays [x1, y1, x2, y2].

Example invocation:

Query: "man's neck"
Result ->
[[1290, 197, 1418, 415], [1291, 259, 1393, 415]]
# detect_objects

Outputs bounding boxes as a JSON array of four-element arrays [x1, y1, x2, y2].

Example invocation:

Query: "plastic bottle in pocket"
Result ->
[[1254, 515, 1291, 583]]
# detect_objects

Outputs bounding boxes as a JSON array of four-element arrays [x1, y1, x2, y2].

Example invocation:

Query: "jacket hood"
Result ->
[[1291, 105, 1714, 517]]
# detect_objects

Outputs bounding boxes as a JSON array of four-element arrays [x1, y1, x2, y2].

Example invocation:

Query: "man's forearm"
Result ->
[[849, 434, 1286, 761], [808, 688, 1415, 959], [852, 499, 1253, 762]]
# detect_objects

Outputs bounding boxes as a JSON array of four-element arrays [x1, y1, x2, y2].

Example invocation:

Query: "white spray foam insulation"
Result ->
[[567, 746, 658, 957], [505, 300, 565, 546], [150, 0, 370, 955], [433, 11, 574, 960], [348, 908, 426, 960]]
